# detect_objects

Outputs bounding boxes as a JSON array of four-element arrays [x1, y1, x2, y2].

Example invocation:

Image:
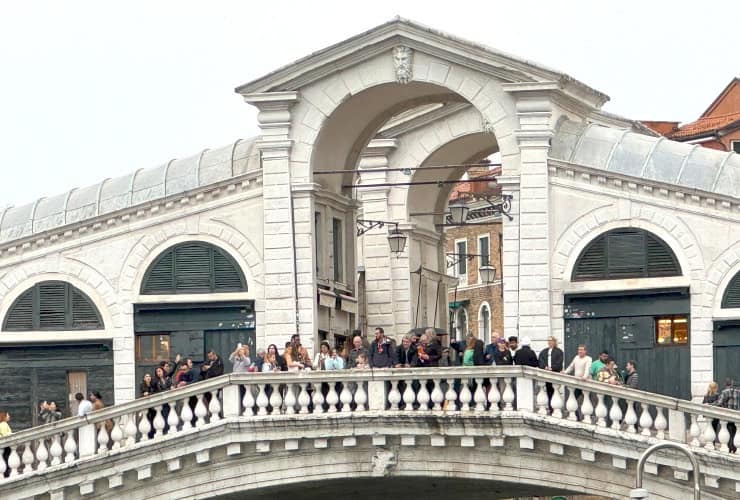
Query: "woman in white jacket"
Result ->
[[313, 341, 331, 370]]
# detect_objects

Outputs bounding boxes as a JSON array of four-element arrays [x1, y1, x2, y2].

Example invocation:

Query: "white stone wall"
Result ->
[[548, 163, 740, 398], [0, 182, 265, 404]]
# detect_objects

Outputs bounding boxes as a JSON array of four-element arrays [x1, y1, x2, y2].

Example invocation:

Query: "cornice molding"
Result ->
[[548, 158, 740, 220]]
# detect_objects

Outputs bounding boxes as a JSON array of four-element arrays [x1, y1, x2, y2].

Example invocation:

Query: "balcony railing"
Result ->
[[0, 366, 738, 480]]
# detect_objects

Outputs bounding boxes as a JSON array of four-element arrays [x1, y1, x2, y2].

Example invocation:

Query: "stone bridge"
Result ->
[[1, 367, 739, 500]]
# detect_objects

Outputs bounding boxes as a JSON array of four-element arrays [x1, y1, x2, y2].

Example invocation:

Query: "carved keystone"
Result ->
[[371, 449, 397, 477]]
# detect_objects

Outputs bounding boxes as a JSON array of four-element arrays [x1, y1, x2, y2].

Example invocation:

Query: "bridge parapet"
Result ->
[[1, 367, 739, 498]]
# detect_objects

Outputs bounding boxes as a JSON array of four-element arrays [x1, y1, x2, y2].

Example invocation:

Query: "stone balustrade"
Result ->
[[1, 366, 738, 483]]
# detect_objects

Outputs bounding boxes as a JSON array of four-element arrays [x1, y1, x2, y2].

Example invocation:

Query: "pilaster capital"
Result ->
[[514, 129, 554, 148], [242, 91, 299, 141]]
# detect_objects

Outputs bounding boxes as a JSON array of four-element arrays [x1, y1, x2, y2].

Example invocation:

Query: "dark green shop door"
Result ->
[[564, 289, 691, 399], [714, 323, 740, 384]]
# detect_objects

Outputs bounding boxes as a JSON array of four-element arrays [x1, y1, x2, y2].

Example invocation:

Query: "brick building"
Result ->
[[445, 166, 503, 344], [642, 76, 740, 152]]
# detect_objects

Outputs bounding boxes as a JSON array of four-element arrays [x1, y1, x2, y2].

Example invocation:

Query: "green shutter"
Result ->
[[2, 281, 103, 331], [722, 273, 740, 308], [141, 242, 247, 294], [38, 282, 67, 329], [573, 228, 681, 281], [3, 289, 34, 330]]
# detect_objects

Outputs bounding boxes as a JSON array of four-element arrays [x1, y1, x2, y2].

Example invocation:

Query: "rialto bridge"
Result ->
[[1, 367, 739, 499], [1, 16, 740, 497]]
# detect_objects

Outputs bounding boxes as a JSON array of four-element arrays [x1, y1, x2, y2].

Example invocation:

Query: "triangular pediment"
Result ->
[[235, 17, 608, 108]]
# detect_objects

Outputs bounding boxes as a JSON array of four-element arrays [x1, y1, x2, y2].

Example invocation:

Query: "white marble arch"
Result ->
[[550, 201, 710, 397]]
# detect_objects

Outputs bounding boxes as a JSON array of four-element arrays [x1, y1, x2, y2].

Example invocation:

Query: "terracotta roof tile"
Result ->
[[669, 112, 740, 138]]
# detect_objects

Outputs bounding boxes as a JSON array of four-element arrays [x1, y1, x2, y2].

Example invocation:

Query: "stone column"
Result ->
[[511, 96, 554, 346], [241, 92, 308, 348], [357, 139, 398, 335]]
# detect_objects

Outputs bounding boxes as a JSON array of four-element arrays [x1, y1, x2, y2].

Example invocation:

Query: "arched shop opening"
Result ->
[[714, 270, 740, 384], [0, 280, 111, 430], [564, 228, 688, 398], [134, 241, 255, 384]]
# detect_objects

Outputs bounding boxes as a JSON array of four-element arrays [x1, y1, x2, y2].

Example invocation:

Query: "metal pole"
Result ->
[[632, 442, 700, 500], [314, 162, 501, 175]]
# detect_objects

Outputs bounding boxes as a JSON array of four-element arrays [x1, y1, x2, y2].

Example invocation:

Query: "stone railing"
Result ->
[[1, 366, 738, 482]]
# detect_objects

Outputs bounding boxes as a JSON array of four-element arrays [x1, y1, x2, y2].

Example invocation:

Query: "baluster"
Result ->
[[8, 446, 20, 476], [35, 439, 49, 471], [268, 385, 283, 415], [717, 421, 730, 453], [326, 383, 340, 413], [444, 379, 458, 411], [581, 391, 594, 424], [388, 380, 402, 410], [180, 399, 194, 429], [50, 434, 64, 464], [474, 378, 487, 413], [209, 392, 222, 423], [459, 380, 473, 412], [125, 414, 138, 446], [624, 401, 638, 433], [689, 414, 701, 447], [431, 379, 444, 411], [595, 394, 607, 427], [654, 408, 667, 440], [639, 405, 654, 437], [734, 421, 740, 452], [550, 384, 563, 419], [195, 394, 209, 426], [488, 379, 501, 412], [0, 450, 5, 477], [354, 382, 368, 411], [502, 378, 515, 411], [284, 384, 297, 415], [256, 384, 269, 416], [63, 432, 77, 463], [137, 410, 151, 441], [339, 382, 353, 413], [609, 398, 623, 430], [168, 402, 181, 431], [311, 383, 325, 413], [565, 388, 578, 421], [21, 444, 35, 474], [402, 379, 416, 410], [417, 380, 431, 412], [153, 406, 166, 438], [298, 383, 311, 414], [99, 420, 112, 450], [702, 419, 717, 450], [535, 381, 548, 416], [242, 384, 256, 416]]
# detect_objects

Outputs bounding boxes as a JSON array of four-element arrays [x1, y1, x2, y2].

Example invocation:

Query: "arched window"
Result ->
[[721, 271, 740, 308], [572, 228, 681, 281], [3, 281, 104, 331], [478, 302, 491, 343], [141, 241, 247, 294]]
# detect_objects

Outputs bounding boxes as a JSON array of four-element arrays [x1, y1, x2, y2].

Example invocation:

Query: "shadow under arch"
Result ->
[[311, 80, 483, 194], [406, 131, 499, 230]]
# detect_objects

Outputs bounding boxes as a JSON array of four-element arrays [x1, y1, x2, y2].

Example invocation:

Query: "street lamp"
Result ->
[[631, 442, 700, 500], [356, 219, 407, 256], [478, 264, 496, 284], [448, 197, 469, 225]]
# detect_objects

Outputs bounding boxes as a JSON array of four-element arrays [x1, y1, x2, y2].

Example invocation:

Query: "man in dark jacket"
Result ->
[[368, 327, 397, 368], [537, 336, 564, 372], [200, 350, 224, 379], [451, 334, 486, 365], [395, 335, 417, 367], [513, 337, 538, 367]]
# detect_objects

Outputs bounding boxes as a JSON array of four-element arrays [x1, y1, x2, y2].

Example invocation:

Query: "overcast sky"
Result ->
[[1, 0, 738, 207]]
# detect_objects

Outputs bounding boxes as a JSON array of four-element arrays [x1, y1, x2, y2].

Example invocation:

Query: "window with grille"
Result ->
[[3, 281, 104, 331], [572, 228, 681, 281], [141, 242, 247, 294]]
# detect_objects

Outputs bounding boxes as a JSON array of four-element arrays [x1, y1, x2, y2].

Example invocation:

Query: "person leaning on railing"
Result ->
[[712, 378, 738, 453]]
